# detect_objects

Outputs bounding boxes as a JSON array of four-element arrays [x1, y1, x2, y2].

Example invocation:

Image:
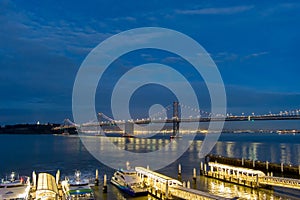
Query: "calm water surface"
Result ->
[[1, 131, 300, 199]]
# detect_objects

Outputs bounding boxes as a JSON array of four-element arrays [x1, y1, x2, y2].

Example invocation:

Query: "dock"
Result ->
[[24, 161, 300, 199], [135, 166, 230, 200], [27, 168, 231, 200], [203, 162, 265, 188], [206, 154, 300, 177], [201, 161, 300, 190]]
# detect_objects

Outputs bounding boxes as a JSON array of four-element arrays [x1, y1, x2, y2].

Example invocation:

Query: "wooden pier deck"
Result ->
[[135, 167, 231, 200], [202, 162, 300, 190], [259, 176, 300, 190]]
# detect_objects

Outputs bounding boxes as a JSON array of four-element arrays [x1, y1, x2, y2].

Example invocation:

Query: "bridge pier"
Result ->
[[172, 101, 180, 136], [124, 121, 134, 136]]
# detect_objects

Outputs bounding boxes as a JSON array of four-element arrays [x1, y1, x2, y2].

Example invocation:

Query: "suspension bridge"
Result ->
[[53, 102, 300, 136]]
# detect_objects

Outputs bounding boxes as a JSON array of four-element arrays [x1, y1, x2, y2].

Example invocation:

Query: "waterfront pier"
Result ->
[[207, 154, 300, 177], [203, 162, 266, 188], [135, 166, 230, 200], [201, 161, 300, 190]]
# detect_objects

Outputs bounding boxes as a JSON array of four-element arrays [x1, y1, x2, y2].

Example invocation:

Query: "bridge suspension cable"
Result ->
[[63, 119, 79, 127], [98, 112, 115, 122]]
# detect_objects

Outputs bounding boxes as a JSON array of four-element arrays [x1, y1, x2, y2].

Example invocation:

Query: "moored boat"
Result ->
[[61, 170, 95, 200], [0, 172, 31, 200], [111, 169, 147, 196]]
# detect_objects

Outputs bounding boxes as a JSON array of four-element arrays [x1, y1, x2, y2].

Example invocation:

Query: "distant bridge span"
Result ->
[[54, 102, 300, 132], [53, 115, 300, 131]]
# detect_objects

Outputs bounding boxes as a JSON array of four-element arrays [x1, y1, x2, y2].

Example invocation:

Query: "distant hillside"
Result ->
[[0, 123, 65, 134]]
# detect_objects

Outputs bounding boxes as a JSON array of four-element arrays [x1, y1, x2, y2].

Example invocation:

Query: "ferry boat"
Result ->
[[61, 170, 95, 200], [111, 169, 147, 196], [0, 172, 30, 200]]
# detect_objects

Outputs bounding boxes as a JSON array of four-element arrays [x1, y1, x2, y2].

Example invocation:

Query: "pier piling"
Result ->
[[103, 174, 107, 193], [178, 164, 182, 181], [55, 170, 60, 185], [193, 168, 196, 181], [32, 171, 37, 190], [95, 169, 99, 186], [200, 162, 203, 175]]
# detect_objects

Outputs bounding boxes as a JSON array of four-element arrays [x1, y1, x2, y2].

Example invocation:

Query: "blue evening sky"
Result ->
[[0, 0, 299, 124]]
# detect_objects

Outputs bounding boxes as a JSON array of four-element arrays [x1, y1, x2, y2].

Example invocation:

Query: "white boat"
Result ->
[[0, 172, 31, 200], [111, 169, 147, 196], [61, 170, 95, 200], [36, 172, 59, 200]]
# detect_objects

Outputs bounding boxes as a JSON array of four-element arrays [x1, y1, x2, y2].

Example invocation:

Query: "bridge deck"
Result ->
[[54, 115, 300, 131]]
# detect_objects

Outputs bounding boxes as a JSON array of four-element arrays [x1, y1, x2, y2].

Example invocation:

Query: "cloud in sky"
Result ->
[[259, 2, 300, 17], [213, 51, 269, 63], [243, 51, 269, 59], [176, 5, 254, 15]]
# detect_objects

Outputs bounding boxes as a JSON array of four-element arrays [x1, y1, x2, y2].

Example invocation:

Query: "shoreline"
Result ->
[[1, 123, 300, 135]]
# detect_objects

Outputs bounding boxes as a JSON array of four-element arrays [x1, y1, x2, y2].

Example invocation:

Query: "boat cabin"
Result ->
[[36, 173, 59, 200]]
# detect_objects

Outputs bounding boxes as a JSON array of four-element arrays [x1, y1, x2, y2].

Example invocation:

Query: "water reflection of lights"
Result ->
[[215, 142, 224, 156], [208, 180, 271, 200], [248, 143, 260, 161], [87, 133, 298, 167], [100, 137, 176, 153], [280, 143, 287, 164], [225, 142, 235, 158], [242, 144, 247, 159], [171, 140, 177, 151]]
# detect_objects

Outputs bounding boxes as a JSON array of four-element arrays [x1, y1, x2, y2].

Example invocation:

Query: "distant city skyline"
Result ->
[[0, 0, 300, 124]]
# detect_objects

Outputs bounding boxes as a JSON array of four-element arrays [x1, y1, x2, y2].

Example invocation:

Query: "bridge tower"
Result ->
[[172, 101, 180, 136]]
